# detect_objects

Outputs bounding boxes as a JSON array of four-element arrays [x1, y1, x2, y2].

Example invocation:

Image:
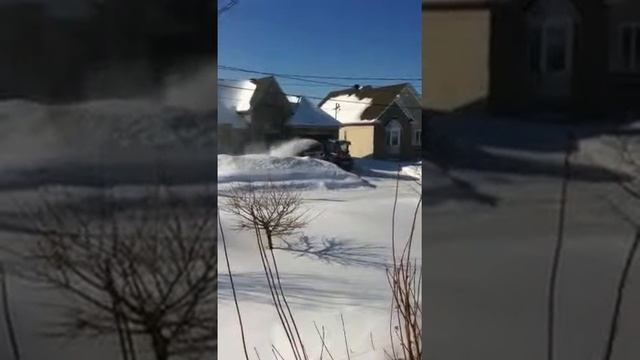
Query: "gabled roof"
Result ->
[[318, 83, 414, 124], [287, 96, 340, 128]]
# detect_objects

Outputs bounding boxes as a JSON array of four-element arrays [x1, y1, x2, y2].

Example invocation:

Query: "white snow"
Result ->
[[288, 96, 340, 128], [218, 79, 256, 112], [218, 172, 421, 359], [319, 94, 378, 125], [0, 99, 215, 168], [424, 116, 640, 360], [217, 154, 368, 190], [267, 138, 321, 157], [354, 158, 422, 182], [218, 79, 256, 129], [402, 162, 422, 180]]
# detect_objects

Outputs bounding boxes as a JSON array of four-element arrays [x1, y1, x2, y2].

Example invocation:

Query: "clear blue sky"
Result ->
[[218, 0, 421, 104]]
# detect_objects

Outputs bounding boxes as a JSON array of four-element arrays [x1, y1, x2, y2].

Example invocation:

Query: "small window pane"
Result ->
[[529, 26, 542, 72], [634, 27, 640, 70], [622, 26, 632, 69], [387, 130, 399, 146], [546, 26, 567, 72]]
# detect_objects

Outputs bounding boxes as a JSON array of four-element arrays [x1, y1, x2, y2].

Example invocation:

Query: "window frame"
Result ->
[[386, 128, 400, 147], [528, 19, 574, 75], [619, 23, 640, 72], [412, 129, 422, 146]]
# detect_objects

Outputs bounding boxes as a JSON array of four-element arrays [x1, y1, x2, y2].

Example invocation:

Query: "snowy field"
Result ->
[[217, 150, 422, 359], [424, 116, 640, 360]]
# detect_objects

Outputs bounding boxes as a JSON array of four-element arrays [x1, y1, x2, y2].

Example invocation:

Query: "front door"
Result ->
[[385, 120, 402, 156]]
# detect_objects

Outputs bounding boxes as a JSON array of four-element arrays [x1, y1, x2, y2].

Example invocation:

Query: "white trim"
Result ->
[[385, 119, 402, 153], [412, 129, 422, 146]]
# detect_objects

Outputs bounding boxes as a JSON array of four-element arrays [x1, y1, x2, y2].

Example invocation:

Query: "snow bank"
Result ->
[[218, 154, 368, 189], [576, 130, 640, 177], [354, 158, 422, 181], [402, 161, 422, 180]]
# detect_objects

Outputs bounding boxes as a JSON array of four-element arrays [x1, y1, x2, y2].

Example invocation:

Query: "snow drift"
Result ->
[[217, 154, 368, 189]]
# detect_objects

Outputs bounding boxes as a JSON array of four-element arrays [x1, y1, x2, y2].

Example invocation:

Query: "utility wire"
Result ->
[[219, 65, 421, 81], [218, 83, 424, 110], [219, 78, 422, 88]]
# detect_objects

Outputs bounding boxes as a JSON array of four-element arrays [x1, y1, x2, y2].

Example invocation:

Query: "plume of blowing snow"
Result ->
[[267, 138, 321, 157]]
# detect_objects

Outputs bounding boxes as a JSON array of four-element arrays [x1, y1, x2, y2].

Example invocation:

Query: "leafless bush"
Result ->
[[223, 183, 311, 250], [386, 172, 422, 360], [17, 187, 216, 360], [223, 183, 312, 360]]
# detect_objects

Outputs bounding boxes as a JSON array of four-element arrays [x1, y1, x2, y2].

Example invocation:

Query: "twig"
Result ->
[[340, 314, 351, 360], [272, 345, 287, 360], [313, 322, 335, 360], [547, 132, 575, 360], [218, 211, 250, 360], [602, 230, 640, 360], [370, 332, 376, 351], [0, 263, 21, 360]]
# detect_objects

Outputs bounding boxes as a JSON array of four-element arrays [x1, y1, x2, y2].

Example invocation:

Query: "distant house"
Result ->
[[423, 0, 640, 116], [319, 83, 422, 159], [285, 96, 340, 141], [217, 76, 292, 153]]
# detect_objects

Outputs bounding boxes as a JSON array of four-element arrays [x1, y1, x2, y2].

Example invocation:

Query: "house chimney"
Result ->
[[353, 84, 360, 90]]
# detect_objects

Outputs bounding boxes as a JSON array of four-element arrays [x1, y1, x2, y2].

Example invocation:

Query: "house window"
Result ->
[[529, 21, 572, 74], [546, 25, 568, 72], [413, 129, 422, 146], [386, 129, 400, 146], [620, 24, 640, 71]]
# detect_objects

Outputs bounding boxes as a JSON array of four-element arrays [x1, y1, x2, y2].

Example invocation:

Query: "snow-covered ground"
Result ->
[[217, 155, 422, 359], [218, 154, 369, 190], [0, 98, 216, 360], [424, 116, 640, 360]]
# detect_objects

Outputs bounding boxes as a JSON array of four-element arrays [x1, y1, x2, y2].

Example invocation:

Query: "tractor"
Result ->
[[298, 139, 354, 171]]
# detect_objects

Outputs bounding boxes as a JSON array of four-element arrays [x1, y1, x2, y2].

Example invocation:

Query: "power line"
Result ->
[[219, 66, 350, 87], [218, 78, 422, 89], [218, 83, 424, 110], [218, 65, 421, 82]]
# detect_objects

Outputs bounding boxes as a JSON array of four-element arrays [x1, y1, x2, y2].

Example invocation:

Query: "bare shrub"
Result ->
[[223, 183, 311, 250], [386, 172, 422, 360], [17, 187, 216, 360], [222, 183, 311, 360]]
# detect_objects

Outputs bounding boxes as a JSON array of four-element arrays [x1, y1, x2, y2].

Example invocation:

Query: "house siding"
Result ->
[[340, 125, 375, 158], [423, 8, 491, 112], [246, 80, 292, 144], [491, 0, 608, 115], [489, 3, 530, 114]]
